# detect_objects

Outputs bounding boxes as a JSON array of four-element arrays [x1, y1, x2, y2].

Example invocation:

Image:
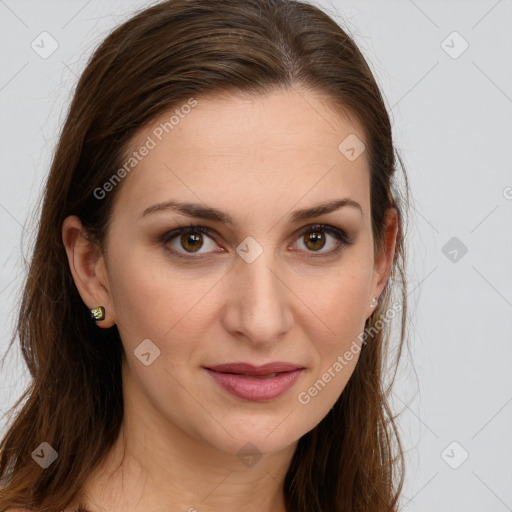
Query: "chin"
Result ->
[[192, 410, 309, 459]]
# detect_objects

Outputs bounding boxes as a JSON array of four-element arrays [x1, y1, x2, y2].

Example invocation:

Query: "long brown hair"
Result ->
[[0, 1, 411, 510]]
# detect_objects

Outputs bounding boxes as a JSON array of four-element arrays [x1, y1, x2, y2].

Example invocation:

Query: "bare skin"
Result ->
[[59, 86, 398, 512]]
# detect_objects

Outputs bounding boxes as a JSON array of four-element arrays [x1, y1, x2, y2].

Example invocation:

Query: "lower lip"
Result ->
[[204, 368, 303, 402]]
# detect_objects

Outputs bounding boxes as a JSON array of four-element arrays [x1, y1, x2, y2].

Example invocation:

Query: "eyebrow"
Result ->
[[140, 198, 362, 224]]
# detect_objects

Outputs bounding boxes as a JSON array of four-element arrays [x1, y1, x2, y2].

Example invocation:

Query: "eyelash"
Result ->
[[160, 222, 354, 260]]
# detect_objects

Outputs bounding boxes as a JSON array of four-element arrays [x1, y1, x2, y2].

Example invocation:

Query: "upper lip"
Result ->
[[205, 362, 304, 376]]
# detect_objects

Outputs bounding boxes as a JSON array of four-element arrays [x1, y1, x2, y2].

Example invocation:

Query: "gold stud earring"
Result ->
[[90, 306, 105, 321]]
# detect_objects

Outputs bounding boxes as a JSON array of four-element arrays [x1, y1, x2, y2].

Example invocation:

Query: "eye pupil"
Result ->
[[304, 231, 326, 251], [181, 232, 203, 252]]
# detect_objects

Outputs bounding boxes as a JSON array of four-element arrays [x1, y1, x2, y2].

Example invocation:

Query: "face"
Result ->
[[64, 86, 396, 459]]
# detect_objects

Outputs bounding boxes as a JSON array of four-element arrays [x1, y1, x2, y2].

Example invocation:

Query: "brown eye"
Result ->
[[161, 223, 353, 261], [303, 230, 326, 251], [162, 225, 218, 257], [179, 231, 204, 252], [294, 224, 352, 257]]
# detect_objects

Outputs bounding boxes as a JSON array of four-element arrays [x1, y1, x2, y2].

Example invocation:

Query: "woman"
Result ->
[[0, 0, 411, 510]]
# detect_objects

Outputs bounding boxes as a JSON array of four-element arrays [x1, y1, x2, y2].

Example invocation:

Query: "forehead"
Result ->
[[113, 87, 370, 220]]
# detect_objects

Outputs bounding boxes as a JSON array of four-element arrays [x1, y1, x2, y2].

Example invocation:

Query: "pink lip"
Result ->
[[204, 362, 304, 402], [207, 362, 303, 375]]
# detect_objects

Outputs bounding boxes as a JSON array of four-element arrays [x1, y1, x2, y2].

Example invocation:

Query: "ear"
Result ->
[[370, 207, 399, 311], [62, 215, 116, 328]]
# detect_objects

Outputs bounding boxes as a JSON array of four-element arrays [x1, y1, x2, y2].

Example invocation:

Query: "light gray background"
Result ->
[[1, 1, 511, 510]]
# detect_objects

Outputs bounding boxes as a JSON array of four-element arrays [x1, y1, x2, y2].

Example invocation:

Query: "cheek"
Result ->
[[298, 294, 366, 417], [301, 255, 372, 395], [107, 248, 217, 355], [307, 262, 372, 345], [309, 292, 366, 384]]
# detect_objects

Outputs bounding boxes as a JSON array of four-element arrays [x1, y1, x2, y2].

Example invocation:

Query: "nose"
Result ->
[[220, 246, 294, 347]]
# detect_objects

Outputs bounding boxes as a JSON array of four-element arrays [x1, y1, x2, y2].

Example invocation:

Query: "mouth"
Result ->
[[203, 362, 305, 402]]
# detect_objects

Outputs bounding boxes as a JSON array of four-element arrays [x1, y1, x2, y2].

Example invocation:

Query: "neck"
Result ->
[[76, 365, 295, 512]]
